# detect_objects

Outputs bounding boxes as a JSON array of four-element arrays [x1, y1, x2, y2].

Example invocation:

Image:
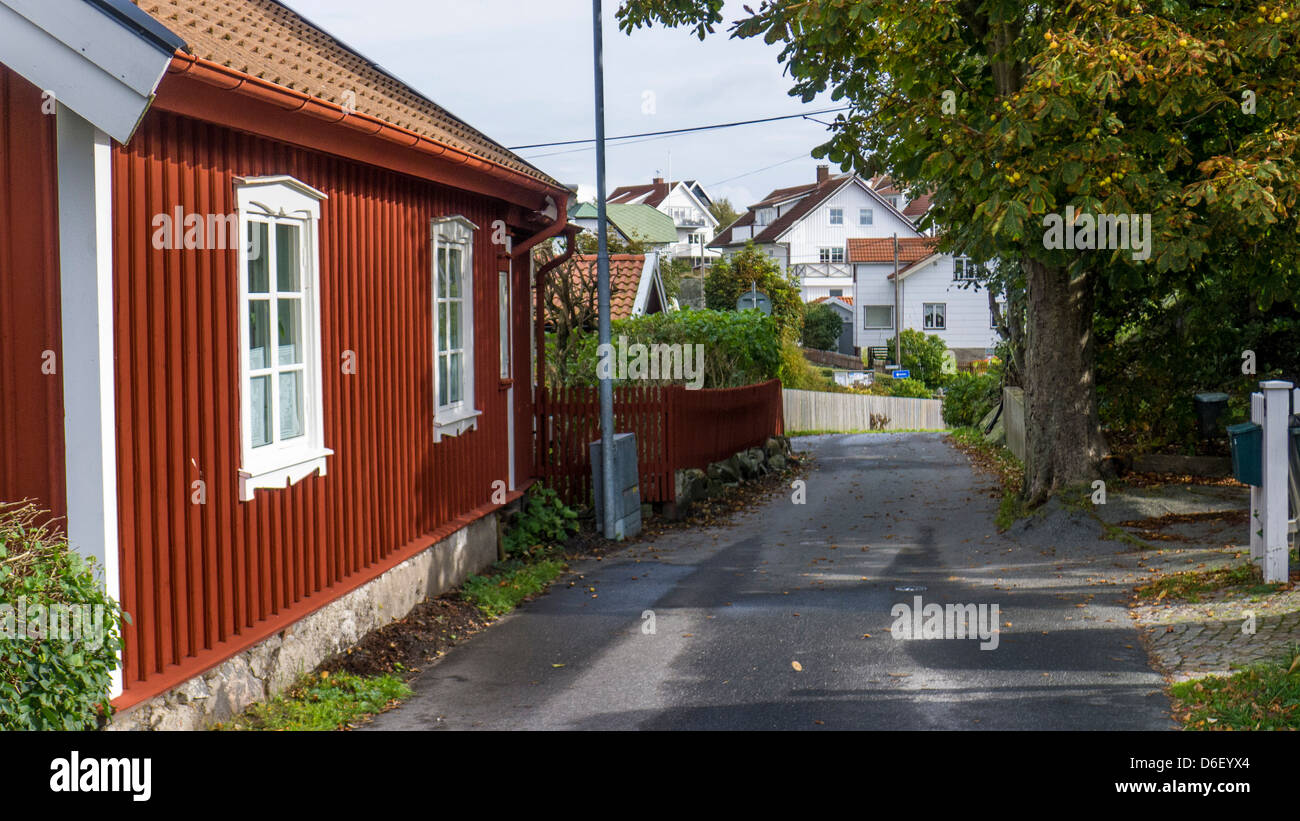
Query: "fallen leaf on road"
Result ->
[[552, 663, 565, 668], [791, 661, 803, 671]]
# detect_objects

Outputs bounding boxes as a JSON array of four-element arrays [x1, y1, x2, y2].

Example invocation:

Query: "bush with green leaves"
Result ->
[[862, 374, 934, 399], [884, 329, 950, 390], [779, 341, 842, 392], [502, 486, 578, 557], [942, 369, 1003, 428], [802, 302, 843, 351], [561, 308, 782, 389], [0, 502, 123, 730]]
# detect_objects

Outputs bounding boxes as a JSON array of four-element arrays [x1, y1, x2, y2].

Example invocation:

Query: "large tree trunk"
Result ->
[[1021, 258, 1107, 505]]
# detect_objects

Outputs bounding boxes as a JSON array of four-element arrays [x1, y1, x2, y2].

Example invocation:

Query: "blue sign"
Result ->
[[892, 369, 911, 379]]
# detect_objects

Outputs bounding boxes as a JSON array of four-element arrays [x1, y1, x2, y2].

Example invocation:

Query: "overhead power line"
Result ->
[[508, 106, 850, 150]]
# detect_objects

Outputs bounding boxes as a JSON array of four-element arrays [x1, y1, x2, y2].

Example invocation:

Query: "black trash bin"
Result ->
[[1194, 392, 1230, 439]]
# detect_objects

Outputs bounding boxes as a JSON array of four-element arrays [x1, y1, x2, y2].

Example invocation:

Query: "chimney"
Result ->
[[652, 176, 668, 197], [816, 165, 830, 184]]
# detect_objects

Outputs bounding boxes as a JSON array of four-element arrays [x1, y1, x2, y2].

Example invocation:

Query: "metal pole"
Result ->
[[892, 233, 901, 367], [593, 0, 619, 539]]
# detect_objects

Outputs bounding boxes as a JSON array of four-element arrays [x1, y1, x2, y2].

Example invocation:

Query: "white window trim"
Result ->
[[235, 175, 332, 502], [859, 207, 873, 226], [924, 302, 947, 330], [864, 305, 894, 329], [432, 215, 481, 442], [828, 207, 844, 225]]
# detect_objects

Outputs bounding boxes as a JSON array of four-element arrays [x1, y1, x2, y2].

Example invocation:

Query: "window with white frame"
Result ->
[[864, 305, 894, 329], [828, 207, 844, 225], [818, 247, 846, 264], [924, 302, 947, 330], [755, 207, 775, 226], [236, 176, 331, 501], [432, 215, 480, 440], [953, 255, 978, 280], [859, 207, 873, 226]]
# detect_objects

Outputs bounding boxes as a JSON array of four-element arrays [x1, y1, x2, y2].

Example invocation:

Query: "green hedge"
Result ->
[[942, 370, 1003, 428], [0, 502, 123, 730]]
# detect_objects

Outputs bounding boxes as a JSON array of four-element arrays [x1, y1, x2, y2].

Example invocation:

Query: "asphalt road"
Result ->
[[365, 433, 1173, 730]]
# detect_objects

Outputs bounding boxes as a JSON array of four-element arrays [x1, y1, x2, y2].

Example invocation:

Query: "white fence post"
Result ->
[[1250, 392, 1264, 564], [1261, 380, 1292, 583]]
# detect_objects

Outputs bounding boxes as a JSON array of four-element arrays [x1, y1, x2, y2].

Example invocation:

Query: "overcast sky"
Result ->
[[283, 0, 838, 211]]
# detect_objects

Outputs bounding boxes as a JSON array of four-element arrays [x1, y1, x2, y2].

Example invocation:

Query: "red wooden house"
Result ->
[[0, 0, 572, 725]]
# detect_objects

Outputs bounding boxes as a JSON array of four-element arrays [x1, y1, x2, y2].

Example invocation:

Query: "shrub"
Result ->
[[502, 485, 578, 557], [779, 341, 842, 391], [859, 374, 933, 398], [560, 308, 782, 389], [802, 302, 843, 351], [0, 502, 123, 730], [942, 370, 1002, 428], [885, 329, 949, 389]]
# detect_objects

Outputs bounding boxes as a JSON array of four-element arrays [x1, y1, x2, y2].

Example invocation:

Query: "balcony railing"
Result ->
[[791, 262, 852, 280]]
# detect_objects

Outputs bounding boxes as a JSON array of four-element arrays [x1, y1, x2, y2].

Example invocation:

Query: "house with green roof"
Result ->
[[570, 202, 679, 249]]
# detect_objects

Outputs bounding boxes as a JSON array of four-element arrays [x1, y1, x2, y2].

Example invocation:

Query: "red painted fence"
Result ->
[[536, 379, 784, 507]]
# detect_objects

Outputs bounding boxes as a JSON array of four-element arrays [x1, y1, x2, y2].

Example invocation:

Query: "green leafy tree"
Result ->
[[708, 197, 741, 229], [618, 0, 1300, 505], [704, 241, 804, 341], [885, 329, 948, 390], [802, 302, 843, 351]]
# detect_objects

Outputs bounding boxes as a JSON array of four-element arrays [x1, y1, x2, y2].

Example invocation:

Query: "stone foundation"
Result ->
[[109, 511, 501, 730]]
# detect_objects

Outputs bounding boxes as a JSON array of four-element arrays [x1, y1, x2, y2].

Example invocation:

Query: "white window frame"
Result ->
[[864, 305, 894, 329], [235, 176, 332, 502], [432, 215, 481, 442], [859, 207, 873, 226], [924, 302, 947, 330], [828, 207, 844, 225], [818, 247, 846, 264], [954, 255, 978, 281]]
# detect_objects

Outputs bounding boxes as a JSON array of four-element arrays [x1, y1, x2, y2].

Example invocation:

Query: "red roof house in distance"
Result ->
[[549, 254, 669, 328], [0, 0, 572, 727]]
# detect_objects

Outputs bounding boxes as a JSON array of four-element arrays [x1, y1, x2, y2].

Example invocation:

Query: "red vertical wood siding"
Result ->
[[111, 110, 529, 707], [0, 66, 65, 519]]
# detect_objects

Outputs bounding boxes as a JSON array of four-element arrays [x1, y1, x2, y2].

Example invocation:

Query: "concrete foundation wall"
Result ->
[[1003, 387, 1026, 462], [109, 513, 500, 730]]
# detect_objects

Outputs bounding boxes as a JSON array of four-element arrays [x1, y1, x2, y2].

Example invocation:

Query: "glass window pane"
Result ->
[[251, 374, 271, 447], [449, 352, 463, 404], [248, 222, 269, 293], [438, 355, 449, 407], [277, 298, 303, 365], [448, 300, 461, 349], [438, 301, 448, 350], [276, 223, 301, 292], [437, 248, 448, 297], [249, 299, 270, 369], [279, 370, 304, 441], [447, 248, 462, 298]]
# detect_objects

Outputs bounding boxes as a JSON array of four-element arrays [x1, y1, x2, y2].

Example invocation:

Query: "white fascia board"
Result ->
[[892, 252, 945, 281], [632, 253, 657, 315], [0, 0, 176, 143], [672, 183, 719, 228]]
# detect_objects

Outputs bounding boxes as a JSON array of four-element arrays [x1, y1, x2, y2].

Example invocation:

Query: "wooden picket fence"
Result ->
[[782, 388, 944, 432], [536, 379, 784, 507]]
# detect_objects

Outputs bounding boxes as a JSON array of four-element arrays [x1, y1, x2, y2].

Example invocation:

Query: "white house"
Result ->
[[849, 237, 1000, 366], [609, 177, 720, 266], [709, 166, 925, 301]]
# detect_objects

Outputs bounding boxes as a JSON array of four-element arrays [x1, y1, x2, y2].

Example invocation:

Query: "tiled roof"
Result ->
[[870, 175, 933, 219], [558, 255, 649, 321], [811, 295, 854, 306], [133, 0, 559, 187], [846, 237, 939, 264]]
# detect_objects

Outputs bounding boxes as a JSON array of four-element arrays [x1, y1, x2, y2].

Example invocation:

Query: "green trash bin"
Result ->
[[1227, 421, 1262, 486]]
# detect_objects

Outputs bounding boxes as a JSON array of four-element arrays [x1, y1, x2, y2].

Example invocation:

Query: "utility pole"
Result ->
[[592, 0, 618, 539], [892, 233, 901, 367]]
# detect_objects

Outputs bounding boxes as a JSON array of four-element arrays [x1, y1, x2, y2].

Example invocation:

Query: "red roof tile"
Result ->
[[846, 237, 939, 264]]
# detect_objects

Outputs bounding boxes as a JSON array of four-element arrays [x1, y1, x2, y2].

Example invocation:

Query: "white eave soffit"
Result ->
[[0, 0, 182, 143]]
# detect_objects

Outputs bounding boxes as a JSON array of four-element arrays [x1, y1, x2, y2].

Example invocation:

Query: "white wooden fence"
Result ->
[[783, 388, 945, 432]]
